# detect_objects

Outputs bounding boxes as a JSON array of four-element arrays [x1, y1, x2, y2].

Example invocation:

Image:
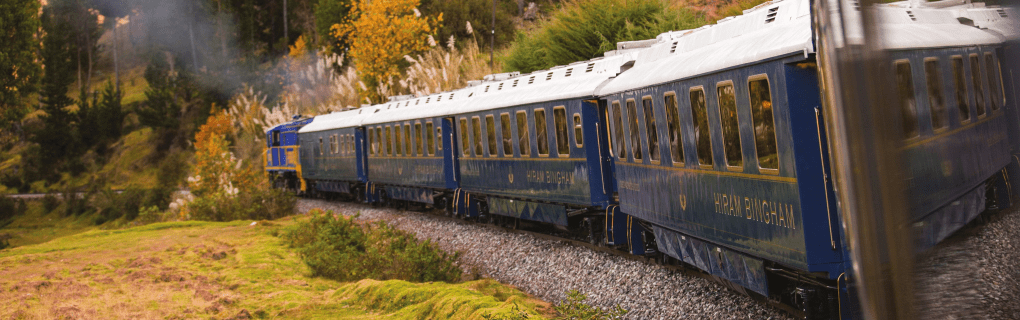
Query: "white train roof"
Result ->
[[298, 105, 388, 133]]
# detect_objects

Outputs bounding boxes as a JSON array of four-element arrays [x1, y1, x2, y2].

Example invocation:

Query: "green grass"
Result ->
[[0, 215, 552, 319], [1, 201, 99, 247]]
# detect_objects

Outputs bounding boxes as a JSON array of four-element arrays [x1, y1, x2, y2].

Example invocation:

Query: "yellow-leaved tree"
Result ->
[[331, 0, 441, 104]]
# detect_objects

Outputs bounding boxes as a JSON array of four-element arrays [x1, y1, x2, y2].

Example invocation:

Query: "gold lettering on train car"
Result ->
[[679, 194, 687, 210], [509, 173, 514, 184], [714, 193, 795, 230], [526, 170, 575, 185]]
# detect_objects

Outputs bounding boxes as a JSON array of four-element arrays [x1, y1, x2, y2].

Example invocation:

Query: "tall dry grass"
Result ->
[[400, 34, 496, 97]]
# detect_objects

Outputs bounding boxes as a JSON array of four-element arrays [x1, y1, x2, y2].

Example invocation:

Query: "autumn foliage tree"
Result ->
[[332, 0, 441, 104]]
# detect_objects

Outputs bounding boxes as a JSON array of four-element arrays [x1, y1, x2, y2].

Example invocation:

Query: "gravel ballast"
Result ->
[[297, 199, 1020, 320]]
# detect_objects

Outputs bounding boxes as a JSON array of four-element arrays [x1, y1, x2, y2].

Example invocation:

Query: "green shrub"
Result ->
[[188, 187, 295, 222], [0, 196, 26, 227], [286, 210, 462, 283], [504, 0, 705, 73], [554, 290, 627, 320], [42, 193, 60, 212]]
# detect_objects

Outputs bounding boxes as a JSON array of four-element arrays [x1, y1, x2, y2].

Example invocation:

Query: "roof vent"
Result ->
[[670, 41, 678, 53], [513, 79, 519, 87], [426, 97, 431, 103], [373, 109, 380, 113], [546, 72, 554, 80], [469, 92, 474, 97], [405, 101, 410, 106], [485, 85, 490, 93], [850, 0, 860, 11], [529, 75, 536, 84], [449, 93, 455, 100], [765, 7, 779, 24], [415, 99, 420, 105], [997, 9, 1007, 18], [565, 68, 573, 77], [586, 63, 595, 72], [498, 83, 504, 90], [906, 10, 916, 22], [437, 95, 442, 102]]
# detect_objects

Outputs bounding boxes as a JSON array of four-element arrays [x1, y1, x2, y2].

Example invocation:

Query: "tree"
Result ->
[[36, 4, 81, 165], [0, 0, 42, 126], [419, 0, 516, 50], [315, 0, 353, 55], [332, 0, 441, 103]]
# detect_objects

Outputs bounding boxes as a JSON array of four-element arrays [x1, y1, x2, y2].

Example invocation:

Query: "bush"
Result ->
[[0, 196, 27, 227], [42, 193, 60, 213], [554, 290, 627, 320], [286, 210, 462, 283], [187, 187, 295, 222]]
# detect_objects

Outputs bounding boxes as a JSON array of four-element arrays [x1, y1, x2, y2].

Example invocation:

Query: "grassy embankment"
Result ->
[[0, 215, 551, 319]]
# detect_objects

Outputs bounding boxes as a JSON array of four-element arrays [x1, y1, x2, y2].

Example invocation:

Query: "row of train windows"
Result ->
[[609, 74, 779, 172], [319, 134, 355, 156], [896, 52, 1006, 139], [367, 122, 438, 157], [457, 107, 583, 158]]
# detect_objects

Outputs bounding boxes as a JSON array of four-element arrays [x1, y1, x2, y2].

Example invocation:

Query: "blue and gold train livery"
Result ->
[[265, 116, 313, 190], [268, 0, 1019, 318]]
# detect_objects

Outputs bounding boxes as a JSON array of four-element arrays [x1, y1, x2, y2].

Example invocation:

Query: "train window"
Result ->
[[472, 116, 483, 156], [895, 61, 919, 139], [612, 101, 627, 160], [970, 54, 986, 117], [717, 82, 742, 169], [642, 97, 660, 163], [951, 57, 970, 123], [349, 135, 354, 154], [459, 118, 470, 157], [573, 113, 583, 148], [690, 88, 713, 167], [415, 122, 423, 156], [501, 113, 513, 156], [333, 135, 338, 154], [535, 108, 550, 156], [554, 106, 570, 157], [385, 126, 393, 156], [375, 127, 382, 156], [627, 99, 643, 161], [664, 93, 684, 165], [273, 132, 280, 146], [516, 111, 531, 156], [404, 124, 413, 156], [319, 137, 324, 156], [486, 115, 497, 157], [437, 126, 443, 151], [985, 53, 1004, 110], [748, 75, 778, 171], [426, 122, 435, 156], [394, 125, 403, 156], [924, 59, 948, 130], [327, 135, 333, 154]]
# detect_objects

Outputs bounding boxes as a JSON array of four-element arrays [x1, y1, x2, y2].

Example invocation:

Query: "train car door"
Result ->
[[442, 117, 461, 189], [582, 100, 614, 206], [355, 127, 368, 182]]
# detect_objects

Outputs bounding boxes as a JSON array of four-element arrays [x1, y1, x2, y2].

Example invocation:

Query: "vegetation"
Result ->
[[0, 0, 41, 126], [0, 217, 552, 319], [505, 0, 706, 73], [286, 209, 462, 283]]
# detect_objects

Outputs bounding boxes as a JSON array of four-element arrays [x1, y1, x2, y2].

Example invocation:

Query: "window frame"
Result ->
[[689, 86, 713, 169], [471, 116, 484, 157], [747, 74, 780, 174], [394, 124, 403, 156], [516, 110, 531, 157], [950, 55, 970, 124], [500, 113, 514, 156], [969, 53, 987, 118], [534, 108, 550, 157], [385, 126, 393, 156], [553, 106, 570, 157], [485, 114, 498, 157], [922, 58, 949, 132], [985, 52, 1005, 110], [572, 113, 584, 148], [414, 121, 424, 156], [663, 91, 684, 166], [626, 98, 642, 162], [459, 118, 470, 157], [404, 123, 413, 156], [894, 59, 921, 140], [715, 80, 743, 171], [425, 121, 435, 156], [641, 95, 661, 164], [319, 137, 324, 156]]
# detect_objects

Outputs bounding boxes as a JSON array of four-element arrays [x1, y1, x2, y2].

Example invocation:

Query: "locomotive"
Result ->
[[265, 0, 1019, 318]]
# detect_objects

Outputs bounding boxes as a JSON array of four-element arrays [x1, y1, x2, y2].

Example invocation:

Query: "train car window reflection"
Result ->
[[501, 113, 513, 156], [425, 122, 435, 156], [394, 125, 403, 156], [404, 124, 412, 155], [459, 118, 470, 157], [690, 88, 713, 167], [535, 109, 550, 156], [717, 82, 742, 168], [612, 102, 627, 160], [985, 53, 1004, 110], [573, 114, 583, 148], [516, 111, 531, 156], [924, 59, 948, 130], [748, 76, 778, 170], [319, 137, 324, 156], [970, 54, 986, 117], [895, 61, 920, 139], [385, 126, 393, 156], [554, 107, 570, 157], [951, 57, 970, 123], [415, 123, 423, 156], [472, 116, 484, 156], [375, 127, 382, 156], [627, 99, 643, 161], [437, 126, 443, 151], [486, 115, 497, 157], [664, 93, 684, 165], [642, 97, 660, 162]]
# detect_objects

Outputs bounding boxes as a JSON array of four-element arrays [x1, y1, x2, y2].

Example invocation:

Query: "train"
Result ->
[[264, 0, 1019, 318]]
